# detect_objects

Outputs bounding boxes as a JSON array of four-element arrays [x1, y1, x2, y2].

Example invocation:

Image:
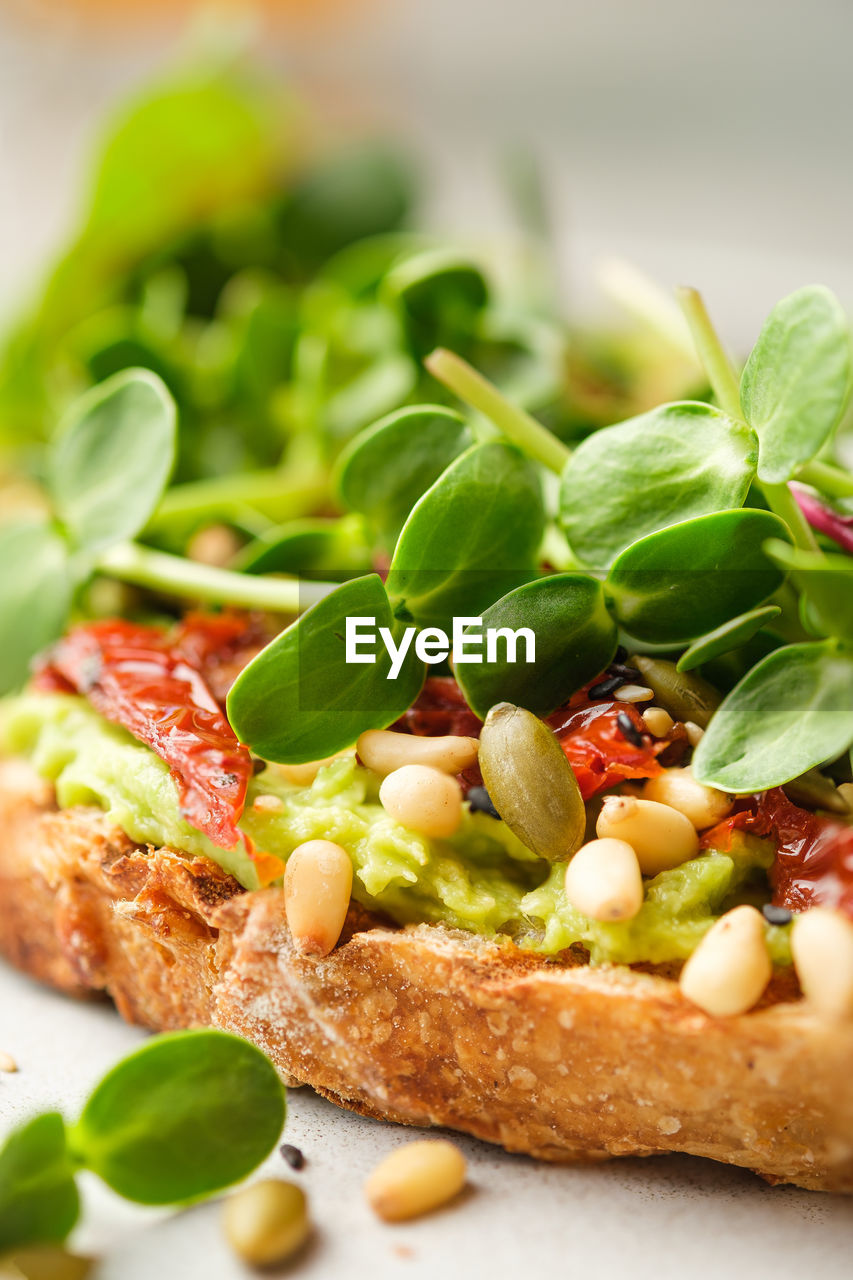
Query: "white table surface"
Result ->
[[1, 958, 851, 1279]]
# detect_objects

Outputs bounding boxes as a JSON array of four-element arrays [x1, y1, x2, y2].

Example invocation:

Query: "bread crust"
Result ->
[[1, 759, 851, 1193]]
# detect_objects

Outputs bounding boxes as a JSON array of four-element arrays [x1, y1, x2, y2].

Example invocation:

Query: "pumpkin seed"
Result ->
[[479, 702, 585, 861]]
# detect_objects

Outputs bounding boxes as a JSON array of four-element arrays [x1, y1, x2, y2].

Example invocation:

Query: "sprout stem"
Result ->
[[96, 542, 334, 612], [425, 348, 571, 475], [147, 468, 328, 530], [797, 458, 853, 499], [677, 286, 820, 555], [675, 287, 742, 418]]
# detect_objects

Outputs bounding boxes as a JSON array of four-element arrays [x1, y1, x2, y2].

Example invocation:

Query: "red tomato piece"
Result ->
[[701, 788, 853, 919], [546, 690, 669, 801], [36, 618, 255, 855]]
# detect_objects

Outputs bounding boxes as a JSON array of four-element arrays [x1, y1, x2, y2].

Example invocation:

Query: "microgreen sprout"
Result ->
[[0, 1031, 286, 1255]]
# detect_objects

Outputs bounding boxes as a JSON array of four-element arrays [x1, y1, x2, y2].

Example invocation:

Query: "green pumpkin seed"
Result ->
[[479, 702, 585, 861], [630, 657, 721, 728]]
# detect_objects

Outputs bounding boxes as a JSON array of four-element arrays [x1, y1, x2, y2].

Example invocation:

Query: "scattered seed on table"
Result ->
[[0, 1052, 18, 1073], [280, 1143, 306, 1171]]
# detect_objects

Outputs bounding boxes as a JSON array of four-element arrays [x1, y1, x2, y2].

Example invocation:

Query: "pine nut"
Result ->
[[838, 782, 853, 813], [596, 795, 699, 875], [792, 908, 853, 1019], [613, 684, 654, 703], [358, 729, 479, 778], [0, 1051, 17, 1073], [223, 1179, 310, 1266], [365, 1140, 467, 1222], [564, 838, 644, 921], [5, 1247, 93, 1279], [642, 706, 675, 737], [285, 840, 353, 957], [680, 905, 771, 1016], [379, 765, 463, 838], [684, 721, 705, 747], [643, 767, 733, 830]]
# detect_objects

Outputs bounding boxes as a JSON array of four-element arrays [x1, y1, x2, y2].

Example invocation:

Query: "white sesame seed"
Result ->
[[614, 684, 654, 703], [253, 794, 284, 814]]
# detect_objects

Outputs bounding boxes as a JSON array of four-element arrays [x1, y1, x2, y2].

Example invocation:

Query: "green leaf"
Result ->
[[227, 575, 426, 763], [0, 522, 72, 695], [741, 285, 852, 483], [693, 641, 853, 792], [606, 509, 790, 645], [764, 538, 853, 642], [559, 402, 758, 567], [69, 1030, 285, 1206], [334, 404, 472, 548], [676, 605, 783, 672], [383, 249, 488, 358], [50, 369, 176, 552], [0, 1114, 79, 1252], [277, 142, 414, 274], [455, 575, 617, 718], [322, 353, 418, 441], [386, 442, 545, 627], [236, 516, 372, 581]]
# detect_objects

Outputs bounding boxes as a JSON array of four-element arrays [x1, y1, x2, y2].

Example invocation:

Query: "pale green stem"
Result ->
[[677, 286, 820, 554], [762, 481, 821, 553], [797, 458, 853, 499], [97, 542, 335, 612], [148, 468, 328, 530], [675, 286, 742, 418], [425, 348, 571, 475]]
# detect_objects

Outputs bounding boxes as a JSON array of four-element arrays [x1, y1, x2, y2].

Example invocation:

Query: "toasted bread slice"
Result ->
[[0, 758, 851, 1192]]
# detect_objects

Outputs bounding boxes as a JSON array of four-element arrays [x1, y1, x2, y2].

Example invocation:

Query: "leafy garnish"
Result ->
[[0, 1031, 285, 1252]]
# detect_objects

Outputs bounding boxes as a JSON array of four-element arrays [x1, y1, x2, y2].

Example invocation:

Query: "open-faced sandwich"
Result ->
[[2, 265, 853, 1192]]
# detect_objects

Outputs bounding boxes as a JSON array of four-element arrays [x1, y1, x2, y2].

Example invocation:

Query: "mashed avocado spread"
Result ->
[[0, 693, 790, 965]]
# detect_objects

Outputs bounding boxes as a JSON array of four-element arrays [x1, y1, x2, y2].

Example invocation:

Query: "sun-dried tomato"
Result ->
[[546, 687, 673, 801], [702, 788, 853, 918], [36, 618, 257, 856]]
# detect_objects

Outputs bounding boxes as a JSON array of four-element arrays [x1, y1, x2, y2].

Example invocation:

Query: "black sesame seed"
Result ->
[[280, 1143, 306, 1170], [588, 675, 624, 700], [762, 904, 793, 927], [608, 663, 642, 682], [614, 645, 629, 664], [467, 786, 501, 819], [616, 711, 644, 748]]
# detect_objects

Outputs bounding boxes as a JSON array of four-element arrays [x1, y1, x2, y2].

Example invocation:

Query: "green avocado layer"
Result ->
[[0, 693, 790, 965]]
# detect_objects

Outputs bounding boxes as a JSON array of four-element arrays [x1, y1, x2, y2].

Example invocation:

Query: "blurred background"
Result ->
[[2, 0, 853, 345]]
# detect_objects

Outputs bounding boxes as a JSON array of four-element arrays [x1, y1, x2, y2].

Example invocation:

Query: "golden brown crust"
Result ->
[[1, 759, 852, 1193]]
